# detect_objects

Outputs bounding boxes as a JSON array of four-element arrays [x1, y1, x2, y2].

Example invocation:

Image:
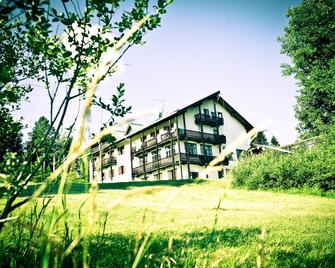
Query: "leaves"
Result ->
[[279, 0, 335, 136]]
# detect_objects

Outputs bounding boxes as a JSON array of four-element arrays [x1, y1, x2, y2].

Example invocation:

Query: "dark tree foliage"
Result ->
[[252, 131, 269, 145], [279, 0, 335, 136], [0, 109, 23, 162], [270, 136, 280, 147]]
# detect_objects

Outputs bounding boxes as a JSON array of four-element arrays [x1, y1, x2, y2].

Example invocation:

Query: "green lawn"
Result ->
[[2, 180, 335, 267]]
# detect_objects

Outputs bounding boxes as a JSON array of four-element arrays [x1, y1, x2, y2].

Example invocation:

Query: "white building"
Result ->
[[90, 91, 253, 182]]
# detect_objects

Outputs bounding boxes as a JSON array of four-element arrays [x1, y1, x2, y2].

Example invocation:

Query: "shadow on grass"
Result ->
[[88, 227, 261, 267], [0, 179, 207, 197]]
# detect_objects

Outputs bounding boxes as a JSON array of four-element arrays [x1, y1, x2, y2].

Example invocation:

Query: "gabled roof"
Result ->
[[120, 90, 253, 142]]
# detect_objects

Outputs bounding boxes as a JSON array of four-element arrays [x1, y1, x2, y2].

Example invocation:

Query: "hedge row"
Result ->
[[231, 127, 335, 191]]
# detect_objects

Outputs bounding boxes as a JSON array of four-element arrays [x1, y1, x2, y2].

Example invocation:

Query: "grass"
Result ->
[[1, 179, 335, 267]]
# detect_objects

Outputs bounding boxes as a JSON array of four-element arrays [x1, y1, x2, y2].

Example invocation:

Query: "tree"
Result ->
[[252, 131, 269, 145], [26, 116, 69, 181], [279, 0, 335, 136], [0, 109, 23, 162], [0, 0, 171, 231], [270, 136, 280, 147]]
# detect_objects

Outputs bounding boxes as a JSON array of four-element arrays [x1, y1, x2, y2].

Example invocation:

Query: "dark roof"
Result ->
[[120, 90, 254, 141]]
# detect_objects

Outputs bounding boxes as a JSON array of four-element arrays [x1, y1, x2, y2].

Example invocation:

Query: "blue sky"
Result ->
[[20, 0, 302, 145]]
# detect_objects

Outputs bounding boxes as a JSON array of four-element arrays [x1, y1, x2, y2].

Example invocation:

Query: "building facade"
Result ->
[[90, 91, 253, 183]]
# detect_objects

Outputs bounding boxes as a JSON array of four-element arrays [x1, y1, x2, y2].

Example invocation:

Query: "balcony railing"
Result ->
[[101, 157, 117, 167], [178, 129, 226, 144], [180, 153, 215, 165], [132, 152, 229, 176], [132, 155, 175, 176], [195, 114, 224, 126], [132, 129, 226, 156]]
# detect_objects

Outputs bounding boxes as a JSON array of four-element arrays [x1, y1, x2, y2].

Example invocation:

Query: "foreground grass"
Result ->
[[1, 180, 335, 267]]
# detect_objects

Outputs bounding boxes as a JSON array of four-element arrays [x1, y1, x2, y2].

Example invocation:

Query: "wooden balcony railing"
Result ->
[[178, 129, 226, 144], [101, 157, 117, 167], [132, 153, 229, 176], [195, 114, 224, 126]]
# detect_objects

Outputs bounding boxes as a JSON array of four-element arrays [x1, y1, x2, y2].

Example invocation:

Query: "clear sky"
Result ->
[[19, 0, 302, 145]]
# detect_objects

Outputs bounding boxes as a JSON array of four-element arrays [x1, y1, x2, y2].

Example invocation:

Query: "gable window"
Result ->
[[185, 142, 197, 155], [200, 144, 213, 157], [150, 132, 155, 138], [211, 111, 216, 117], [141, 135, 147, 142], [218, 112, 223, 118], [204, 109, 210, 116]]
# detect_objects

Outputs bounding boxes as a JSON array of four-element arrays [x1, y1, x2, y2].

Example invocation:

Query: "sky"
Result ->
[[19, 0, 302, 145]]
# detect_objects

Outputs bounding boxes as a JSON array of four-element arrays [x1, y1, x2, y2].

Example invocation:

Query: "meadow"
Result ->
[[1, 179, 334, 267]]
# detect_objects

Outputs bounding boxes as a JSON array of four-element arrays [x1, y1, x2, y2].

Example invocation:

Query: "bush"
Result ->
[[231, 126, 335, 191]]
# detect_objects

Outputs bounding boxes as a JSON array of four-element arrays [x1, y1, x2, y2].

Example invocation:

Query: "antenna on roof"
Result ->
[[155, 99, 165, 119]]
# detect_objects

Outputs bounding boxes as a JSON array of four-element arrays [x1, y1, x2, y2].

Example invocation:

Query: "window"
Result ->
[[152, 150, 161, 161], [200, 144, 213, 156], [185, 142, 197, 155], [190, 172, 199, 179], [141, 155, 148, 164], [163, 125, 170, 131], [170, 123, 174, 128], [204, 109, 210, 116], [153, 173, 162, 180], [218, 171, 224, 178], [118, 146, 124, 155], [218, 112, 223, 118], [179, 128, 185, 135], [213, 129, 219, 135], [165, 146, 171, 157], [211, 111, 216, 117], [141, 135, 147, 141], [111, 169, 115, 178], [150, 132, 155, 138], [118, 165, 125, 175]]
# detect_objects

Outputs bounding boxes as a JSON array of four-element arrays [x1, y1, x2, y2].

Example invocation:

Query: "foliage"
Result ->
[[252, 131, 268, 145], [0, 0, 172, 231], [270, 135, 280, 146], [279, 0, 335, 136], [0, 109, 23, 163], [231, 125, 335, 191], [25, 116, 72, 182]]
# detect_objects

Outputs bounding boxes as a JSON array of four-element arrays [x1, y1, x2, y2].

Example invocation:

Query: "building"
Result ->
[[89, 91, 253, 182]]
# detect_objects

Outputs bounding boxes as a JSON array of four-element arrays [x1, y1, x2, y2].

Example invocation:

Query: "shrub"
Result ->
[[231, 126, 335, 191]]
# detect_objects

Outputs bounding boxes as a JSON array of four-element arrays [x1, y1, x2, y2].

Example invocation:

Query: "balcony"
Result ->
[[180, 153, 215, 166], [132, 155, 175, 176], [132, 153, 227, 177], [101, 156, 117, 167], [178, 129, 226, 144], [195, 114, 224, 126]]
